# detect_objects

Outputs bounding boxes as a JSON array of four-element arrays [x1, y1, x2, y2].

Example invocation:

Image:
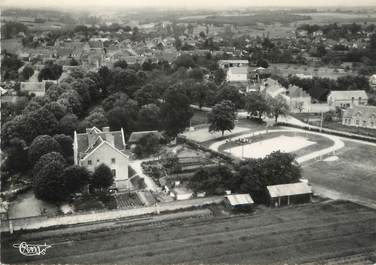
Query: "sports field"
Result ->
[[2, 201, 376, 264], [303, 140, 376, 204]]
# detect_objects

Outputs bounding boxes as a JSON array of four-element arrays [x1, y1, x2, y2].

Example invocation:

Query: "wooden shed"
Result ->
[[266, 182, 312, 207]]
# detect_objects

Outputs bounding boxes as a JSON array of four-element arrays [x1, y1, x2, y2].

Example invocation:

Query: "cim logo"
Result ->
[[13, 242, 52, 256]]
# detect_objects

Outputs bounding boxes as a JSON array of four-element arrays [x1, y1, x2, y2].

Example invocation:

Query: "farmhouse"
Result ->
[[224, 194, 254, 209], [73, 127, 129, 190], [266, 182, 312, 207], [342, 105, 376, 129], [327, 90, 368, 109]]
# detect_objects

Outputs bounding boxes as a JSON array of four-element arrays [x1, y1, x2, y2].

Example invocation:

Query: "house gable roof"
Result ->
[[343, 105, 376, 119]]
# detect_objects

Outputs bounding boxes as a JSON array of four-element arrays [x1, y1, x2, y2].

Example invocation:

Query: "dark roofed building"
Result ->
[[128, 131, 163, 145]]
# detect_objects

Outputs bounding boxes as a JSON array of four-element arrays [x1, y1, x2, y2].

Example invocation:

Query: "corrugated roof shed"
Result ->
[[267, 182, 312, 198], [225, 194, 254, 206]]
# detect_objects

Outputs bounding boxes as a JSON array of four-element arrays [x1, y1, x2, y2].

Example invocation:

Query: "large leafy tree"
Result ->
[[28, 135, 62, 166], [4, 138, 29, 174], [21, 65, 34, 81], [33, 151, 66, 178], [38, 61, 63, 81], [33, 160, 68, 202], [187, 165, 236, 195], [215, 85, 244, 110], [53, 134, 74, 159], [58, 113, 79, 135], [91, 164, 114, 190], [244, 92, 270, 119], [137, 104, 160, 131], [61, 165, 90, 193], [134, 84, 158, 107], [208, 100, 236, 136], [133, 133, 161, 159], [267, 95, 289, 122], [160, 88, 193, 137], [57, 90, 83, 116]]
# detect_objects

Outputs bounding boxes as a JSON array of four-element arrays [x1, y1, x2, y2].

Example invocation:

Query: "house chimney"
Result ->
[[105, 133, 114, 146], [102, 127, 110, 132]]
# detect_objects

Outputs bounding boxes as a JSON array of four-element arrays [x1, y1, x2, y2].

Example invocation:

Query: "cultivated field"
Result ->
[[303, 140, 376, 204], [2, 201, 376, 264]]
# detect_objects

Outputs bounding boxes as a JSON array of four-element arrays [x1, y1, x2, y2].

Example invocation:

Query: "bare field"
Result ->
[[2, 201, 376, 264]]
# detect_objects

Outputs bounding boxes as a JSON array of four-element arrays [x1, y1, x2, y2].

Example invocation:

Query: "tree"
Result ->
[[113, 60, 128, 69], [133, 133, 161, 158], [215, 85, 244, 110], [256, 59, 269, 68], [21, 65, 34, 81], [53, 134, 74, 158], [160, 88, 193, 137], [174, 54, 196, 68], [4, 138, 29, 173], [33, 160, 68, 202], [214, 68, 226, 85], [208, 100, 236, 136], [137, 104, 161, 131], [46, 84, 65, 101], [43, 102, 67, 120], [244, 92, 269, 119], [28, 135, 62, 166], [57, 90, 83, 116], [33, 151, 66, 178], [91, 164, 114, 190], [59, 113, 79, 135], [71, 80, 92, 109], [61, 165, 90, 194], [134, 84, 158, 107], [267, 95, 289, 122], [106, 99, 138, 133], [38, 61, 63, 81], [83, 77, 101, 101], [188, 68, 204, 81], [82, 111, 108, 129], [187, 165, 235, 195]]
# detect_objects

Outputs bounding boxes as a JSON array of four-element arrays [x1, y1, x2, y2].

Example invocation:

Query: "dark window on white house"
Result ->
[[111, 158, 116, 164], [111, 169, 116, 177], [88, 160, 92, 165]]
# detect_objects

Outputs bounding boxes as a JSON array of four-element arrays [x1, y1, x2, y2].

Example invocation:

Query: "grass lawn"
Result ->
[[302, 140, 376, 202]]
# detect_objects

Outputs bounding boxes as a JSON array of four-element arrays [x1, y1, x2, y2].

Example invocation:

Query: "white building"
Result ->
[[327, 90, 368, 109], [73, 127, 129, 190]]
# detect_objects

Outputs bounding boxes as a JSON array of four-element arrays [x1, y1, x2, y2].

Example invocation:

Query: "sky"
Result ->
[[1, 0, 376, 9]]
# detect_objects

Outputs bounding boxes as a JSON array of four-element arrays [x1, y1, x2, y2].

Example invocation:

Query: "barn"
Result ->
[[266, 182, 312, 207]]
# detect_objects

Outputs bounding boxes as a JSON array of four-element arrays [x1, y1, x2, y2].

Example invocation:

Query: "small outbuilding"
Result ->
[[266, 182, 312, 207], [170, 187, 193, 201], [224, 194, 254, 209]]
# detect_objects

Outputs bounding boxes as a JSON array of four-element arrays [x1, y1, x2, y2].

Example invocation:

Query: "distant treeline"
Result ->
[[183, 12, 311, 26]]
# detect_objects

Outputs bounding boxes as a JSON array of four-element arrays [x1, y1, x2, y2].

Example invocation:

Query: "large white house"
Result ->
[[327, 90, 368, 109], [73, 127, 129, 190]]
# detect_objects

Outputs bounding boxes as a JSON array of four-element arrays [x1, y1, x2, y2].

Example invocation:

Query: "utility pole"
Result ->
[[320, 111, 323, 132]]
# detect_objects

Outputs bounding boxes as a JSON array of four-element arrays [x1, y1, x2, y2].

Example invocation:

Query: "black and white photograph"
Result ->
[[1, 0, 376, 264]]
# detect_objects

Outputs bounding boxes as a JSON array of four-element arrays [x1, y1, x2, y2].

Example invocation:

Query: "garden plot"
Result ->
[[224, 135, 316, 159]]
